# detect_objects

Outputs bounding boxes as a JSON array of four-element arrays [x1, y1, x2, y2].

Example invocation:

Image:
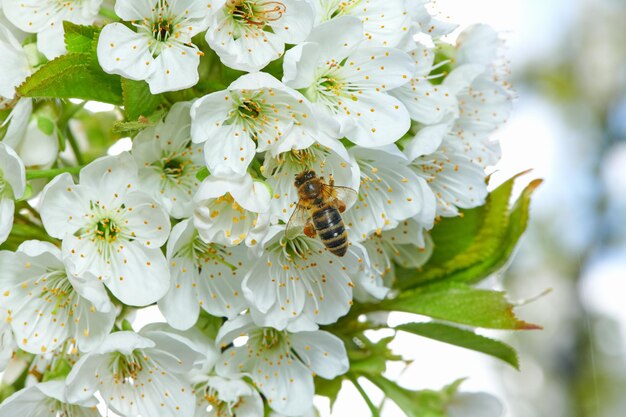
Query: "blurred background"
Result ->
[[328, 0, 626, 416]]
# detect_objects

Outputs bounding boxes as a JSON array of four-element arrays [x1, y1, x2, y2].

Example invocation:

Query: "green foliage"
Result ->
[[17, 24, 123, 104], [374, 282, 540, 330], [396, 322, 520, 369], [348, 336, 396, 376], [397, 174, 543, 289], [64, 22, 100, 54], [367, 376, 464, 417], [315, 376, 343, 408], [121, 79, 165, 121]]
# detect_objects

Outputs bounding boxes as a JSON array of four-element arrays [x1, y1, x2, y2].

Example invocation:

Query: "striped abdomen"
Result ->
[[312, 204, 348, 257]]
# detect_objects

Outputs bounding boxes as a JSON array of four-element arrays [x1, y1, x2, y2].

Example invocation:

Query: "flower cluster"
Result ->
[[0, 1, 513, 416]]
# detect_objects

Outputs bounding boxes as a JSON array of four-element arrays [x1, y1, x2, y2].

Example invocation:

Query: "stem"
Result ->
[[348, 375, 381, 417], [66, 126, 84, 165], [26, 166, 82, 180]]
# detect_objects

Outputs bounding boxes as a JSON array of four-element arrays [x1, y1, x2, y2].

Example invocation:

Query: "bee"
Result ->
[[286, 170, 357, 257]]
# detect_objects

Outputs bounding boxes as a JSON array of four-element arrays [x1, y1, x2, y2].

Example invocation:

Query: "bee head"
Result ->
[[294, 170, 316, 187]]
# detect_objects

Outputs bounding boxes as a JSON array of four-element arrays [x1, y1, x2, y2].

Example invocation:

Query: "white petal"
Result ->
[[343, 47, 414, 90], [390, 80, 458, 125], [341, 91, 410, 147], [158, 256, 201, 330], [456, 24, 500, 67], [282, 42, 321, 89], [0, 142, 26, 197], [123, 191, 172, 247], [269, 0, 314, 44], [146, 43, 201, 94], [39, 173, 90, 239], [74, 300, 116, 353], [0, 198, 14, 244], [105, 242, 170, 306], [403, 120, 453, 160], [2, 99, 32, 152], [78, 152, 139, 206], [0, 24, 30, 99], [202, 128, 256, 177], [114, 0, 155, 20], [206, 13, 284, 72], [196, 248, 249, 319], [1, 0, 56, 32], [290, 331, 349, 379], [97, 23, 154, 81], [16, 118, 59, 168], [37, 25, 66, 60], [190, 89, 236, 144], [307, 15, 363, 62], [255, 351, 314, 415]]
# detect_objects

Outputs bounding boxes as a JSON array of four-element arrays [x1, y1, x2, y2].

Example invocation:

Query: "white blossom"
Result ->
[[282, 16, 414, 148], [0, 142, 25, 244], [0, 23, 30, 102], [158, 219, 250, 330], [190, 72, 320, 177], [343, 145, 435, 241], [216, 316, 349, 415], [194, 375, 263, 417], [262, 142, 357, 224], [242, 227, 366, 331], [206, 0, 314, 72], [2, 0, 103, 59], [66, 325, 204, 417], [389, 43, 458, 125], [313, 0, 412, 48], [0, 380, 100, 417], [39, 153, 172, 306], [405, 133, 488, 218], [0, 240, 116, 355], [194, 173, 271, 249], [0, 321, 15, 372], [360, 220, 433, 299], [97, 0, 210, 93], [132, 101, 204, 219]]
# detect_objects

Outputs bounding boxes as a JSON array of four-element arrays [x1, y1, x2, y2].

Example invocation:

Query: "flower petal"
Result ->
[[146, 43, 201, 94], [97, 23, 154, 81], [39, 173, 90, 239], [105, 242, 170, 306], [290, 330, 349, 379]]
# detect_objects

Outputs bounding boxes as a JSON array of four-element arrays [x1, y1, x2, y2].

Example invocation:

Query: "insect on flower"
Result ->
[[286, 170, 357, 257]]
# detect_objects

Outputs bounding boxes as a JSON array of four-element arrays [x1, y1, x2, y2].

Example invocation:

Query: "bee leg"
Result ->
[[332, 199, 347, 213], [303, 221, 316, 238]]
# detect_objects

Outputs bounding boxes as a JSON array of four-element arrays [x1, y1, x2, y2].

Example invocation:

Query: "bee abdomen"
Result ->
[[313, 207, 348, 257]]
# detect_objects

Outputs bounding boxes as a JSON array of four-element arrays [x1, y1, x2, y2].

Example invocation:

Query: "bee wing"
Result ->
[[285, 201, 311, 240], [323, 185, 359, 209]]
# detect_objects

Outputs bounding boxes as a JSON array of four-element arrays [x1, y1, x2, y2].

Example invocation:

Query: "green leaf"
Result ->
[[18, 24, 123, 104], [396, 322, 519, 369], [366, 376, 463, 417], [315, 376, 343, 408], [17, 52, 123, 104], [372, 283, 540, 330], [64, 22, 100, 53], [346, 336, 398, 377], [121, 78, 164, 121], [397, 173, 543, 289]]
